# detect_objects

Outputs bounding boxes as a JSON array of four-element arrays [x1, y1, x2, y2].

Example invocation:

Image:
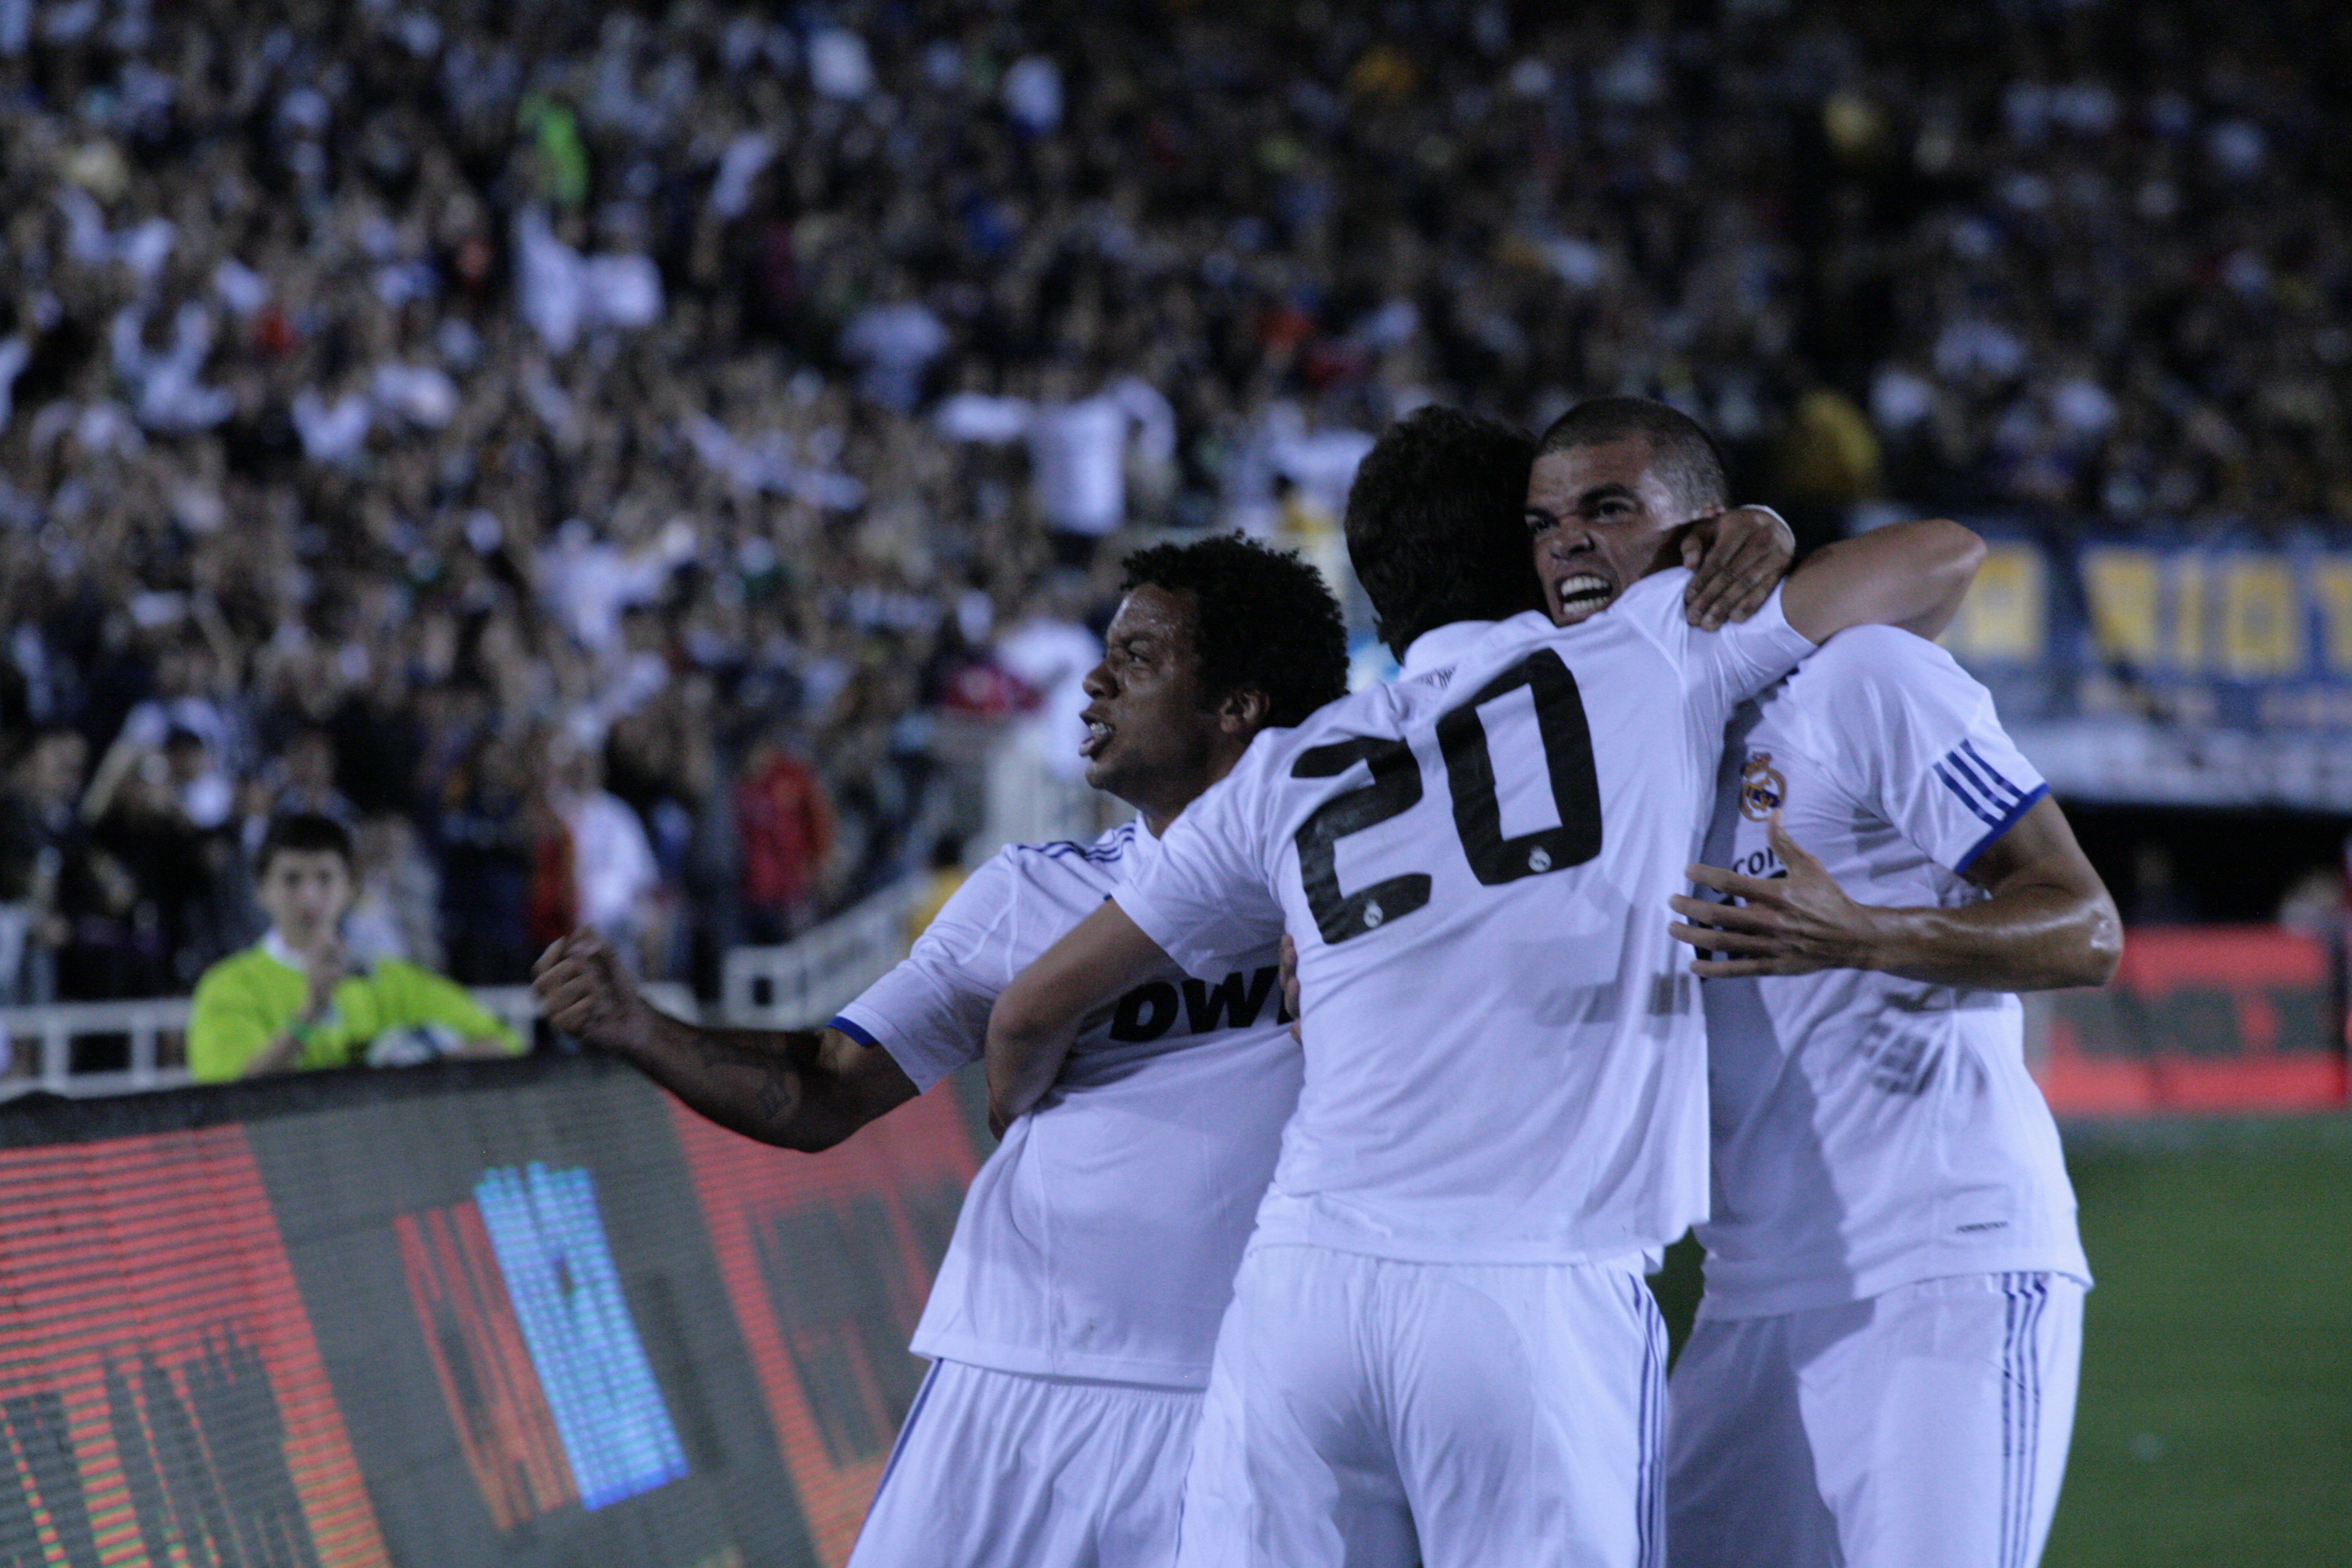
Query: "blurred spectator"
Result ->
[[159, 726, 236, 837], [113, 635, 242, 778], [327, 673, 426, 820], [513, 205, 663, 355], [537, 517, 699, 663], [841, 274, 949, 414], [266, 727, 357, 824], [1774, 388, 1884, 546], [734, 726, 835, 944], [543, 737, 662, 972], [2275, 865, 2345, 946], [434, 726, 540, 986], [74, 722, 249, 992], [343, 814, 443, 970], [1027, 374, 1178, 568], [186, 813, 518, 1081], [996, 585, 1103, 784], [938, 370, 1178, 568], [0, 728, 88, 1003]]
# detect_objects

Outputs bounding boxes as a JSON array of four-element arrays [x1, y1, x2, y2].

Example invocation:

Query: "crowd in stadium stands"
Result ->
[[2, 1, 2345, 1007]]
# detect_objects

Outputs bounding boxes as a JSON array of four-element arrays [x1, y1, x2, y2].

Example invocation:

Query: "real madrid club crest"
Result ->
[[1739, 752, 1785, 822]]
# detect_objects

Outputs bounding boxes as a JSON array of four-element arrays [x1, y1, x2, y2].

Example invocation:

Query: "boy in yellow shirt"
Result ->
[[188, 813, 520, 1080]]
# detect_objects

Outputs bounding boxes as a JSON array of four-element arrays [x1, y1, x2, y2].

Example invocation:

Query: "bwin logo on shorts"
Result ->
[[1738, 752, 1785, 822]]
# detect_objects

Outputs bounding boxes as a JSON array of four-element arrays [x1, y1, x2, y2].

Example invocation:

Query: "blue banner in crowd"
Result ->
[[1936, 525, 2352, 808]]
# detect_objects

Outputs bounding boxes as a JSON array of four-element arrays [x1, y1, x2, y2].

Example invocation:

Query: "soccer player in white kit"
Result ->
[[534, 534, 1351, 1567], [985, 406, 1985, 1567], [1664, 641, 2116, 1553], [1521, 398, 2120, 1568]]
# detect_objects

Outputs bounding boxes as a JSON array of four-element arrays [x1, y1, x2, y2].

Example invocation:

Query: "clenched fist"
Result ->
[[531, 930, 646, 1053]]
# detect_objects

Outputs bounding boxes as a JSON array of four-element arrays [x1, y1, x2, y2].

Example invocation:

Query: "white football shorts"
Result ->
[[1177, 1243, 1668, 1568], [1667, 1270, 2085, 1568], [847, 1357, 1202, 1568]]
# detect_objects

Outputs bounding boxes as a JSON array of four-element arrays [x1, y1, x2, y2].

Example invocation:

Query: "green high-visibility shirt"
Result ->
[[187, 942, 521, 1082]]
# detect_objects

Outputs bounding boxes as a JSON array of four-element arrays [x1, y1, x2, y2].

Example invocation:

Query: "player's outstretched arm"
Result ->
[[1777, 518, 1985, 644], [534, 931, 916, 1151], [985, 898, 1172, 1134], [1670, 803, 2121, 990]]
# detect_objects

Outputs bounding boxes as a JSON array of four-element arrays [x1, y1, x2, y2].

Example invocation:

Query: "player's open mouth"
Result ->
[[1553, 573, 1613, 616], [1080, 719, 1112, 759]]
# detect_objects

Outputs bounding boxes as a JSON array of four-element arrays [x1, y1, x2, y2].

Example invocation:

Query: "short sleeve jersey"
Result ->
[[1692, 626, 2089, 1318], [1116, 570, 1815, 1266], [833, 821, 1300, 1388], [187, 945, 521, 1082]]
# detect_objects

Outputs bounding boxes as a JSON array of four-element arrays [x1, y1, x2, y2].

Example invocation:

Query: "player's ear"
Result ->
[[1218, 684, 1272, 733]]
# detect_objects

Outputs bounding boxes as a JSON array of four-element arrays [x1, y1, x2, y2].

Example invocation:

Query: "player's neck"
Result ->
[[1129, 730, 1254, 837], [1133, 786, 1198, 838]]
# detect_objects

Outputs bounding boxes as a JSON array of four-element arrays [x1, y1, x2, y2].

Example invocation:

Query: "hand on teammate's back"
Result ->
[[1667, 811, 1885, 976], [1278, 933, 1302, 1042], [1680, 505, 1796, 630], [532, 930, 644, 1051]]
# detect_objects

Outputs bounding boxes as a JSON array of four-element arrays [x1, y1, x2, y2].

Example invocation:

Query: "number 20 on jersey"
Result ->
[[1290, 650, 1604, 944]]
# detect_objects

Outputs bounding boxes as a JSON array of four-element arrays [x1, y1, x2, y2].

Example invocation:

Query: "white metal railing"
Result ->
[[973, 724, 1110, 861], [0, 980, 698, 1100], [0, 716, 1077, 1097], [721, 877, 923, 1029], [0, 997, 194, 1099], [0, 879, 913, 1100]]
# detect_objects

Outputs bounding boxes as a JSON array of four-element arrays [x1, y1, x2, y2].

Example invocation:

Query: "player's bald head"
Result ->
[[1535, 397, 1728, 518]]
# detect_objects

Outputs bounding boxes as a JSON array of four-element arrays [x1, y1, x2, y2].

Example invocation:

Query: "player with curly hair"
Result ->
[[535, 532, 1348, 1567]]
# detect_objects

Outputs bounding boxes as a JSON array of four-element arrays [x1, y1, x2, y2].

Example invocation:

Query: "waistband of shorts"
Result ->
[[1697, 1264, 2095, 1321], [929, 1357, 1208, 1397], [1246, 1236, 1656, 1279]]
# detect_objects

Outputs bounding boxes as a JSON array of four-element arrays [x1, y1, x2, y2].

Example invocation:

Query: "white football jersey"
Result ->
[[1692, 626, 2089, 1319], [1116, 569, 1815, 1266], [835, 820, 1301, 1388]]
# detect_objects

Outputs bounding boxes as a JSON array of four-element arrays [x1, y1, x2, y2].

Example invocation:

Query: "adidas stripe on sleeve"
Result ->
[[1933, 739, 2048, 869], [1826, 632, 2050, 877]]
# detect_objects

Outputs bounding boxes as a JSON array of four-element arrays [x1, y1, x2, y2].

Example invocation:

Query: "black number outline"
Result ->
[[1290, 651, 1603, 942], [1436, 648, 1602, 884], [1290, 737, 1429, 944]]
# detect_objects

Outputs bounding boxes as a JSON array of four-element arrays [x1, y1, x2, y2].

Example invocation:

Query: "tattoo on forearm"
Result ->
[[755, 1067, 792, 1125]]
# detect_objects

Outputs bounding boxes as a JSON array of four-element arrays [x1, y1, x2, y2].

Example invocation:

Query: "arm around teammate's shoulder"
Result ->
[[532, 930, 916, 1151], [1778, 518, 1985, 645]]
